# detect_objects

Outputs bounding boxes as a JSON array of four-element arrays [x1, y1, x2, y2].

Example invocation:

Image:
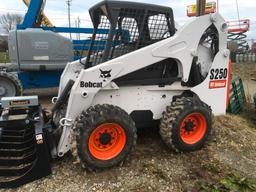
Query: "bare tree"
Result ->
[[0, 13, 23, 34]]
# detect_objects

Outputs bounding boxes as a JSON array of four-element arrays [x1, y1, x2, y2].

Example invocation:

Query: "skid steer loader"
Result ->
[[0, 0, 230, 188]]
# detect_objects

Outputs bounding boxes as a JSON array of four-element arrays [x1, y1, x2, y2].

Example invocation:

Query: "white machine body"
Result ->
[[56, 13, 230, 156]]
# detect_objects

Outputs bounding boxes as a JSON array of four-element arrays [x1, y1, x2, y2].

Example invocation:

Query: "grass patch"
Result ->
[[0, 52, 9, 63], [197, 174, 256, 192]]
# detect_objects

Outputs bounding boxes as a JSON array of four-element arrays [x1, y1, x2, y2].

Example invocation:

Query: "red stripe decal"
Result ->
[[209, 80, 227, 89]]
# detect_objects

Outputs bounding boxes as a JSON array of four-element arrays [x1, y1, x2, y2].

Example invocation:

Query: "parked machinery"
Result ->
[[227, 19, 250, 62], [227, 19, 250, 53], [0, 0, 230, 188]]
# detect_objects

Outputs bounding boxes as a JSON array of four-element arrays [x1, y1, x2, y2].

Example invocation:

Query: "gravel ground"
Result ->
[[1, 64, 256, 191], [232, 63, 256, 101], [2, 111, 256, 192]]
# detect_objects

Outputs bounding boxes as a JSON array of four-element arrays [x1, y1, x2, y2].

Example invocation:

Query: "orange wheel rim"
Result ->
[[88, 123, 126, 160], [179, 113, 207, 145]]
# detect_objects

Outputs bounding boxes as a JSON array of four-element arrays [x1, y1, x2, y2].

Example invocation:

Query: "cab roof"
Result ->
[[89, 0, 174, 27]]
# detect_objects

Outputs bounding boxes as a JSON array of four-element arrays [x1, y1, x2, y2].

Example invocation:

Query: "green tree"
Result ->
[[0, 13, 23, 34]]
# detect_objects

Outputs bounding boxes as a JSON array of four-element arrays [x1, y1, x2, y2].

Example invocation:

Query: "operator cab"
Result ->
[[86, 0, 176, 66], [85, 0, 178, 86]]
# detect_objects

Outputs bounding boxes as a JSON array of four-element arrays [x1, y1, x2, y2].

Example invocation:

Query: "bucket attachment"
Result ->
[[0, 96, 52, 188]]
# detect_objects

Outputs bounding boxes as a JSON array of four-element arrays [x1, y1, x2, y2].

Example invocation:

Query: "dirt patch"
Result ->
[[213, 115, 256, 178], [231, 63, 256, 102], [232, 63, 256, 81]]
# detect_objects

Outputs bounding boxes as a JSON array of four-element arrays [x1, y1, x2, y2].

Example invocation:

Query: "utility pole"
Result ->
[[75, 20, 78, 39], [77, 16, 81, 40], [66, 0, 72, 40], [217, 0, 219, 13], [75, 17, 80, 40], [235, 0, 241, 24], [196, 0, 206, 17]]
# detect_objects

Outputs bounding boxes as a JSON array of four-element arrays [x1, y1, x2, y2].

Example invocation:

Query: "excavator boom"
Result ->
[[22, 0, 53, 27]]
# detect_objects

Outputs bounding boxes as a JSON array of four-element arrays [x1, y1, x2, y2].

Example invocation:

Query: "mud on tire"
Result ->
[[73, 104, 137, 170], [160, 97, 212, 152]]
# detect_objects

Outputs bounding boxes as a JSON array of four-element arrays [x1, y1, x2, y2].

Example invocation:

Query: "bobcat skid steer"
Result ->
[[0, 0, 230, 188]]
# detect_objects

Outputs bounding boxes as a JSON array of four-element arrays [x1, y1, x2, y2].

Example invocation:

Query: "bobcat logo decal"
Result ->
[[100, 69, 112, 79]]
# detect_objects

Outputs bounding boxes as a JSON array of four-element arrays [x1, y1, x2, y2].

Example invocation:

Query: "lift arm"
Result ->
[[22, 0, 53, 27], [18, 0, 53, 29]]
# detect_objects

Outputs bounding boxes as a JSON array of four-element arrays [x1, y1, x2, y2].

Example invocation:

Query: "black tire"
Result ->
[[74, 104, 137, 170], [160, 97, 212, 152], [0, 72, 23, 99]]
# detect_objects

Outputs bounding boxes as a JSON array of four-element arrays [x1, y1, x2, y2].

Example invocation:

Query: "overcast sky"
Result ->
[[0, 0, 255, 42]]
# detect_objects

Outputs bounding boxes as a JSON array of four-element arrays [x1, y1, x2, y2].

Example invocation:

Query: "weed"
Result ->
[[197, 173, 256, 192]]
